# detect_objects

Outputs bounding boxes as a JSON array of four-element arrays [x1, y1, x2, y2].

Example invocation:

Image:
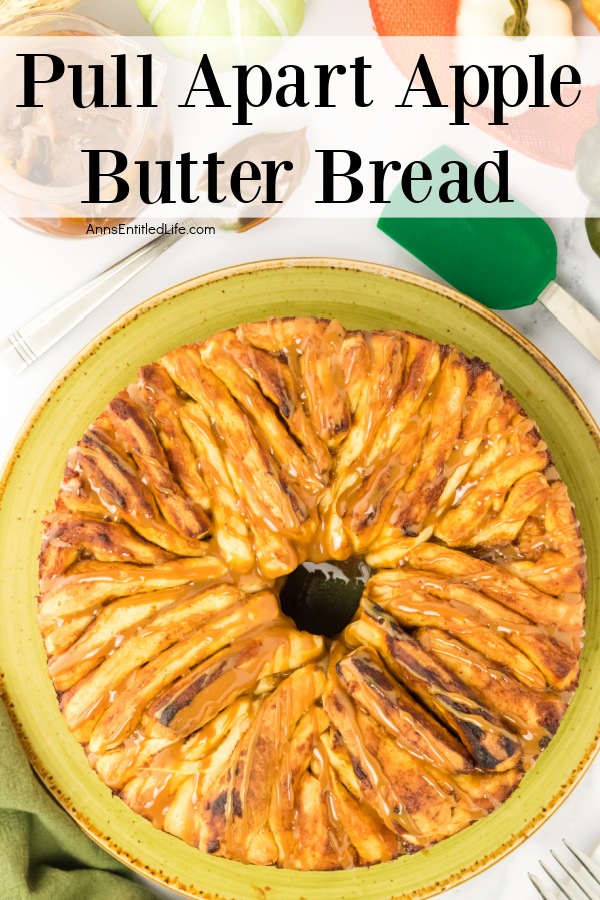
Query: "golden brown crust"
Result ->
[[37, 317, 586, 871], [345, 602, 523, 773]]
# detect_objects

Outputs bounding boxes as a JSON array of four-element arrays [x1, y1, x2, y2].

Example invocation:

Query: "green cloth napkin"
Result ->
[[0, 700, 155, 900]]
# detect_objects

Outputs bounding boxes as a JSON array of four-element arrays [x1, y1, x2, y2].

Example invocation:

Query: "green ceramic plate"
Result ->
[[1, 259, 599, 900]]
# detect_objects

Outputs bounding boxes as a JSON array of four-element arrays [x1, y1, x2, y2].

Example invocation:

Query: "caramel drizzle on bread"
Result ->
[[39, 318, 585, 869]]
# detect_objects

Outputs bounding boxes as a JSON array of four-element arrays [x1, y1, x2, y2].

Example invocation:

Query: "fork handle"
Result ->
[[0, 225, 188, 375]]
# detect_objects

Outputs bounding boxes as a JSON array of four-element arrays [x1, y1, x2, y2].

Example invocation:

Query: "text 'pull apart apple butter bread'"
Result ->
[[38, 317, 586, 870]]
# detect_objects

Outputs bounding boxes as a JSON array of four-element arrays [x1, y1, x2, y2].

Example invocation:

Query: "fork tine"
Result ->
[[551, 851, 599, 900], [540, 860, 583, 900], [530, 873, 559, 899], [564, 841, 600, 889]]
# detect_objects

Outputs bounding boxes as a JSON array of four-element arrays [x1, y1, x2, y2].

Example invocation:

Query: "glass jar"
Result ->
[[0, 12, 172, 237]]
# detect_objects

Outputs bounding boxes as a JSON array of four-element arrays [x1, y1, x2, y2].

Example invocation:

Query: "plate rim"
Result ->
[[1, 256, 598, 900]]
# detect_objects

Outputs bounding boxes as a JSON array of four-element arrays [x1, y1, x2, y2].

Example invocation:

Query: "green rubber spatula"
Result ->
[[378, 145, 600, 362]]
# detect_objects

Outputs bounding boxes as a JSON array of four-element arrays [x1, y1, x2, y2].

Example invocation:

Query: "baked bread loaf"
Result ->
[[38, 318, 586, 869]]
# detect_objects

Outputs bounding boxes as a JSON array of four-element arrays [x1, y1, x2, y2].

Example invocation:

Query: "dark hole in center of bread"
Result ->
[[279, 557, 373, 638]]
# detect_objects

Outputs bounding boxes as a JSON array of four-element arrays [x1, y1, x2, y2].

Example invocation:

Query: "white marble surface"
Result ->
[[1, 2, 599, 900], [2, 214, 599, 900]]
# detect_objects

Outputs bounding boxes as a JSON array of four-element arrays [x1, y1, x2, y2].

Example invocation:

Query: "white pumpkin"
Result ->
[[137, 0, 306, 67], [455, 0, 577, 117]]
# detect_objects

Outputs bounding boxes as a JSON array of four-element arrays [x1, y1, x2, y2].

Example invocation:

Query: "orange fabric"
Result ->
[[370, 0, 459, 36], [369, 0, 597, 169]]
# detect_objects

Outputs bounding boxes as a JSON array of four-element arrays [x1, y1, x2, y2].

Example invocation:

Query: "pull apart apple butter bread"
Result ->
[[38, 317, 586, 870]]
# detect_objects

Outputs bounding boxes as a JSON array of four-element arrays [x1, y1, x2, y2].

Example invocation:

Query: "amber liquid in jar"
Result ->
[[0, 16, 171, 237]]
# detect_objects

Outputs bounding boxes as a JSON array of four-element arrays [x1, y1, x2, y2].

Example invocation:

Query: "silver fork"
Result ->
[[530, 841, 600, 900]]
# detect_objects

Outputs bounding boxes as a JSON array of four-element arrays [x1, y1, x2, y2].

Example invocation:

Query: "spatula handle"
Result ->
[[538, 282, 600, 364]]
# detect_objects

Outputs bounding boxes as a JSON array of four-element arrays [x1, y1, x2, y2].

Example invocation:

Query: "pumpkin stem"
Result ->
[[504, 0, 530, 36]]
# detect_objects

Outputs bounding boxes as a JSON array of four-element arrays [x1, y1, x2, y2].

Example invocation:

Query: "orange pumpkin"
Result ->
[[582, 0, 600, 29]]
